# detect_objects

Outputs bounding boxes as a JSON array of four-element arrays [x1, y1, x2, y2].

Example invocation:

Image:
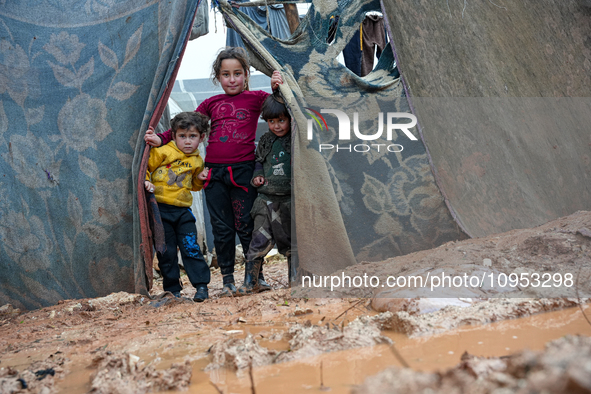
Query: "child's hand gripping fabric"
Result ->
[[271, 71, 283, 90], [144, 126, 163, 147], [144, 180, 155, 193]]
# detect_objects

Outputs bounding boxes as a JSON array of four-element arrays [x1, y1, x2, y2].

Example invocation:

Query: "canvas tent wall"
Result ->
[[0, 0, 200, 310], [380, 0, 591, 238]]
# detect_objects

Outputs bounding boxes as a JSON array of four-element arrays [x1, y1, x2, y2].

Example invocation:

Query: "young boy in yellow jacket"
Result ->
[[145, 112, 211, 302]]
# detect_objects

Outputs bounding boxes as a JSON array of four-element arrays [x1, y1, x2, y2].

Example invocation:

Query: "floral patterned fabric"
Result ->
[[0, 0, 199, 309]]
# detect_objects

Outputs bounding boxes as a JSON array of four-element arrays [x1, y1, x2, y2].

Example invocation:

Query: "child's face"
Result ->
[[218, 59, 246, 96], [267, 114, 290, 137], [174, 126, 203, 154]]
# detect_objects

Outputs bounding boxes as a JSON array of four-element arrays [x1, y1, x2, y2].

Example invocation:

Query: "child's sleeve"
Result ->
[[195, 101, 208, 115], [192, 161, 205, 192], [156, 129, 173, 145], [258, 90, 270, 107], [252, 134, 266, 180], [145, 148, 164, 181], [252, 161, 264, 180]]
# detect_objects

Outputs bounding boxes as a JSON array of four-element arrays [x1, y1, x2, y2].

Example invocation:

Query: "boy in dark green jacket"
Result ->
[[238, 93, 293, 295]]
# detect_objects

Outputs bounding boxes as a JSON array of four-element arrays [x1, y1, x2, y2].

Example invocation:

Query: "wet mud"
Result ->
[[0, 211, 590, 393]]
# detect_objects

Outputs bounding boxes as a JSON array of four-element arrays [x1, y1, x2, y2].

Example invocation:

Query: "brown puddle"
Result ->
[[148, 305, 591, 394], [15, 305, 585, 393]]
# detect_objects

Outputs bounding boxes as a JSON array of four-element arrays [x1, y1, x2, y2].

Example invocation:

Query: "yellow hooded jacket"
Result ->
[[146, 141, 205, 207]]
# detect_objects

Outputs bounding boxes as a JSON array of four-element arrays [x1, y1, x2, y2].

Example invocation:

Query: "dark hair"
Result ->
[[211, 46, 251, 91], [261, 93, 290, 121], [170, 111, 210, 137]]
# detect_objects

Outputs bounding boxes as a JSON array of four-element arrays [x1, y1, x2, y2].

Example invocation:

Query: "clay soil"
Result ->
[[1, 211, 591, 394]]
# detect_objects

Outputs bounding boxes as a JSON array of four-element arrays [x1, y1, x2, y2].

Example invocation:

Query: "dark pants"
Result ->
[[204, 161, 258, 284], [246, 197, 292, 262], [157, 203, 210, 293]]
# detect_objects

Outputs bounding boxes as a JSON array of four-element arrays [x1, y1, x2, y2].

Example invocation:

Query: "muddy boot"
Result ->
[[219, 283, 237, 297], [237, 259, 262, 296], [258, 265, 271, 292], [219, 274, 237, 297]]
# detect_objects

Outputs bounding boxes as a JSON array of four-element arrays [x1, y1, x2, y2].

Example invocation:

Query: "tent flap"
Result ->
[[219, 0, 467, 278], [382, 0, 591, 236], [0, 0, 199, 310]]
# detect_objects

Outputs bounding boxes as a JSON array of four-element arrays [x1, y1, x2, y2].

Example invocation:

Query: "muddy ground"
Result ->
[[1, 211, 590, 393]]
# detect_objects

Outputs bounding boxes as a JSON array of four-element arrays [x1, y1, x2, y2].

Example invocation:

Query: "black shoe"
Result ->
[[193, 286, 209, 302], [219, 283, 237, 297], [171, 291, 181, 298]]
